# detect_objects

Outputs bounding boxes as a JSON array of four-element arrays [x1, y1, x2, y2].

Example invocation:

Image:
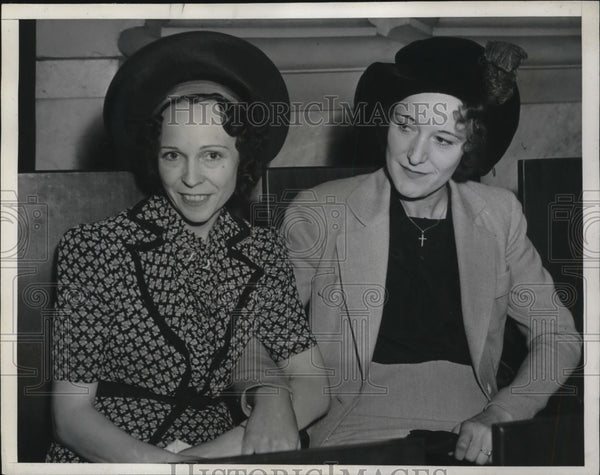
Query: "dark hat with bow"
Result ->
[[354, 36, 527, 176]]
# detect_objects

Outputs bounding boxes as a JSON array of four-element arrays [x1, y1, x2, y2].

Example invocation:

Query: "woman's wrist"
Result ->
[[247, 385, 292, 408], [483, 403, 513, 424], [165, 452, 196, 463]]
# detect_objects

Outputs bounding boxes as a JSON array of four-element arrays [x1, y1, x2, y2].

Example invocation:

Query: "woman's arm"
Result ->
[[241, 345, 330, 454], [453, 192, 582, 465], [175, 426, 245, 458], [51, 380, 197, 463], [489, 193, 581, 419], [232, 228, 330, 454], [52, 231, 189, 462], [280, 345, 330, 430], [175, 346, 329, 458]]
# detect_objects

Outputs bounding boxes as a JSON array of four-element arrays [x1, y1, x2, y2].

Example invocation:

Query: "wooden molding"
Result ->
[[118, 18, 581, 69]]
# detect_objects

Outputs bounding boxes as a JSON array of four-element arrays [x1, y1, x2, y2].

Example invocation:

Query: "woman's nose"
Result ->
[[407, 136, 428, 165], [182, 159, 206, 187]]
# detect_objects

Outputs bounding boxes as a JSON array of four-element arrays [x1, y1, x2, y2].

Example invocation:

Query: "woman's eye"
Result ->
[[204, 151, 223, 160], [161, 151, 180, 161], [394, 121, 412, 132], [434, 136, 454, 146]]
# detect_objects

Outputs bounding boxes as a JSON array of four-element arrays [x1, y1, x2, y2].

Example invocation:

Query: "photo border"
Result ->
[[2, 2, 598, 474]]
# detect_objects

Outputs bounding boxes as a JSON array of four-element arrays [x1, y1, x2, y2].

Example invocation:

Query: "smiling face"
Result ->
[[158, 99, 239, 239], [385, 93, 467, 201]]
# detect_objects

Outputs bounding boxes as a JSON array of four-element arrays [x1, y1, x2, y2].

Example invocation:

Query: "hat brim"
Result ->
[[104, 31, 290, 164]]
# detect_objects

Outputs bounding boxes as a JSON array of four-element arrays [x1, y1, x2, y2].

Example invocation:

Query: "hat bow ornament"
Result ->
[[482, 41, 528, 106]]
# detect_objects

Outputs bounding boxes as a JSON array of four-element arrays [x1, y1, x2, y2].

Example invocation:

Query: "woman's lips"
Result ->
[[401, 165, 428, 178], [180, 193, 210, 205]]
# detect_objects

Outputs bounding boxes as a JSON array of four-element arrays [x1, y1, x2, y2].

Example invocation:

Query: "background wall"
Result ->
[[33, 17, 582, 193]]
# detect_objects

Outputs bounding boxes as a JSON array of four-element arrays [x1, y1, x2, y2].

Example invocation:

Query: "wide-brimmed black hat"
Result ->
[[354, 36, 527, 176], [104, 31, 290, 163]]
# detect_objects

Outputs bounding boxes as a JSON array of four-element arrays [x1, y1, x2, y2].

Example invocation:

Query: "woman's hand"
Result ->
[[177, 426, 245, 459], [51, 380, 195, 463], [241, 386, 300, 454], [452, 404, 512, 465]]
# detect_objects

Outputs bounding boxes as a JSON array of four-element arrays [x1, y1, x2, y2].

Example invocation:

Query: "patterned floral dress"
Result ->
[[46, 194, 315, 462]]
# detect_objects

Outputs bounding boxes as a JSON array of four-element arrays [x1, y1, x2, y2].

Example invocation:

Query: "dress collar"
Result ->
[[129, 193, 246, 254]]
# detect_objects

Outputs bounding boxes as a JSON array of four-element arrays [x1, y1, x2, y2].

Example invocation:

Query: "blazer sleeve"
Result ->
[[487, 193, 582, 420], [281, 198, 328, 309]]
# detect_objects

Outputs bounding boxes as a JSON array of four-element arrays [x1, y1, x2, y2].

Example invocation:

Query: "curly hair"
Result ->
[[451, 104, 487, 182], [451, 55, 523, 181], [132, 93, 266, 218]]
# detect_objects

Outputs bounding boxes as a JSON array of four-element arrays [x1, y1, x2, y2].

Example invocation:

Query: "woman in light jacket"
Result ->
[[284, 37, 581, 465]]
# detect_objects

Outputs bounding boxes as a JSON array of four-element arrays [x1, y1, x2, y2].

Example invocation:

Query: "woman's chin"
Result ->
[[393, 181, 448, 202], [394, 187, 433, 200], [181, 213, 212, 227], [176, 201, 216, 226]]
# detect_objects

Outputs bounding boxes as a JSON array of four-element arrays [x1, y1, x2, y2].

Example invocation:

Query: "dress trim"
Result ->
[[202, 213, 264, 392], [112, 197, 267, 444]]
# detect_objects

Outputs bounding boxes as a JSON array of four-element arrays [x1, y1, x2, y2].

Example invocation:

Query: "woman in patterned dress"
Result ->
[[47, 32, 329, 463]]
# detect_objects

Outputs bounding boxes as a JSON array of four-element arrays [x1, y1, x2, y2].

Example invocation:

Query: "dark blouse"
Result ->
[[372, 186, 472, 365]]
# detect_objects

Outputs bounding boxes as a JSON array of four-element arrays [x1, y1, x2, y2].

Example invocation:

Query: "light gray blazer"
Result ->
[[284, 168, 581, 446]]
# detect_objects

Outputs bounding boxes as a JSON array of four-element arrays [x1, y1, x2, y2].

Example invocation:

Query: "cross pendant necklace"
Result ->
[[400, 185, 449, 247], [405, 215, 442, 248]]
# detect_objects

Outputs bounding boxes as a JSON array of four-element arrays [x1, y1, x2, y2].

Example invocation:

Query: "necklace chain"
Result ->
[[404, 214, 444, 248], [399, 189, 449, 247]]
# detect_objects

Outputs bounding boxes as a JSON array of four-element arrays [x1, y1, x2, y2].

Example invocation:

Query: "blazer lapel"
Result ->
[[332, 176, 499, 380], [450, 182, 497, 374], [337, 169, 390, 375]]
